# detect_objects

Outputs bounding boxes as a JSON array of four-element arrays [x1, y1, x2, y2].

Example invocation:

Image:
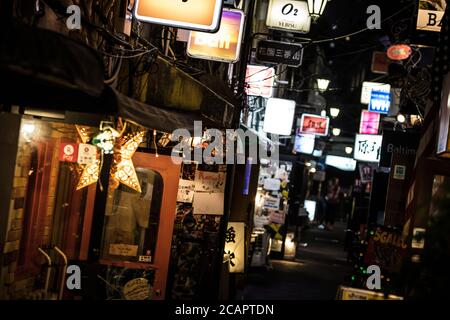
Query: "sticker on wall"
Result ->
[[393, 165, 406, 180], [59, 142, 79, 163], [109, 244, 139, 257], [177, 179, 196, 203], [263, 178, 281, 191], [263, 196, 280, 209], [268, 210, 286, 224], [77, 143, 98, 165], [411, 228, 426, 249]]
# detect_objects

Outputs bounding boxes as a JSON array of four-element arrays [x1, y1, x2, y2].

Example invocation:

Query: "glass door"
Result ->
[[99, 152, 181, 300]]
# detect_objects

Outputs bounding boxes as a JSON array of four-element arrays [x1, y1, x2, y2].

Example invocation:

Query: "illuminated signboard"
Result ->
[[361, 81, 391, 105], [299, 114, 330, 136], [387, 44, 412, 61], [293, 133, 315, 154], [416, 0, 446, 32], [325, 155, 357, 172], [245, 65, 275, 98], [354, 134, 383, 163], [369, 90, 391, 114], [360, 110, 381, 135], [224, 222, 245, 273], [263, 98, 296, 136], [266, 0, 311, 33], [134, 0, 223, 32], [187, 9, 245, 63]]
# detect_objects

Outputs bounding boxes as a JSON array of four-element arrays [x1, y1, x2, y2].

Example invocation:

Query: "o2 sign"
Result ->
[[266, 0, 311, 33], [281, 3, 299, 16]]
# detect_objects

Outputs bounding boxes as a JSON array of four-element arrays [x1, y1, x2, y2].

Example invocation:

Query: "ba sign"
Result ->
[[369, 91, 391, 114], [135, 0, 223, 32], [416, 0, 446, 32], [266, 0, 311, 33]]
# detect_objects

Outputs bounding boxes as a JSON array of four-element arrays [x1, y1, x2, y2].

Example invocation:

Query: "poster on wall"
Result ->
[[224, 222, 245, 273], [192, 192, 224, 215], [299, 114, 330, 136], [416, 0, 447, 32], [187, 9, 245, 63], [364, 226, 408, 273], [266, 0, 311, 33], [134, 0, 223, 32], [194, 170, 226, 193]]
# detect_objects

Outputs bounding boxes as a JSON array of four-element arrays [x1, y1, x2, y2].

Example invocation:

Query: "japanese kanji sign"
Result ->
[[354, 134, 383, 163], [256, 40, 304, 67], [224, 222, 245, 273]]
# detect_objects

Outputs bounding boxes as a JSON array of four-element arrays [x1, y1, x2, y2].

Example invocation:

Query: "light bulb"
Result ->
[[397, 114, 406, 123], [332, 128, 341, 136], [345, 147, 353, 154], [330, 107, 340, 118]]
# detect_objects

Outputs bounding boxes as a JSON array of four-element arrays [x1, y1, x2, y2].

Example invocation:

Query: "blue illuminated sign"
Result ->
[[369, 90, 391, 114]]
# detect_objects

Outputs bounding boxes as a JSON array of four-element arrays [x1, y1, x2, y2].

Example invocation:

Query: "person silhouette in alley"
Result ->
[[321, 177, 341, 231]]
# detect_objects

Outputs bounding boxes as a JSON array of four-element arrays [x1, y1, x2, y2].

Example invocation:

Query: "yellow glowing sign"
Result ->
[[187, 9, 245, 63], [134, 0, 223, 32], [224, 222, 245, 273]]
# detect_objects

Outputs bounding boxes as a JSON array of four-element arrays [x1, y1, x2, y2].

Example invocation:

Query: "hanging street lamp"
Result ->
[[307, 0, 329, 21], [330, 107, 340, 118], [317, 78, 330, 92]]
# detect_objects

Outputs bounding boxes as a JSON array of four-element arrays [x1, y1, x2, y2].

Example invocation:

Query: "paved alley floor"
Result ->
[[240, 222, 352, 300]]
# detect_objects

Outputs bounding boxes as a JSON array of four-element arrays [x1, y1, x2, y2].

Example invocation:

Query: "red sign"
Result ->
[[359, 110, 381, 135], [299, 114, 329, 136], [387, 44, 412, 61], [59, 142, 78, 163]]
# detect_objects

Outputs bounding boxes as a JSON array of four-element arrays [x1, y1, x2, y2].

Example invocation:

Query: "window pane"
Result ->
[[101, 167, 163, 263]]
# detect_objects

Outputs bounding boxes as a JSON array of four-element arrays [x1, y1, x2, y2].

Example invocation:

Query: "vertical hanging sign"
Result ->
[[224, 222, 245, 273]]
